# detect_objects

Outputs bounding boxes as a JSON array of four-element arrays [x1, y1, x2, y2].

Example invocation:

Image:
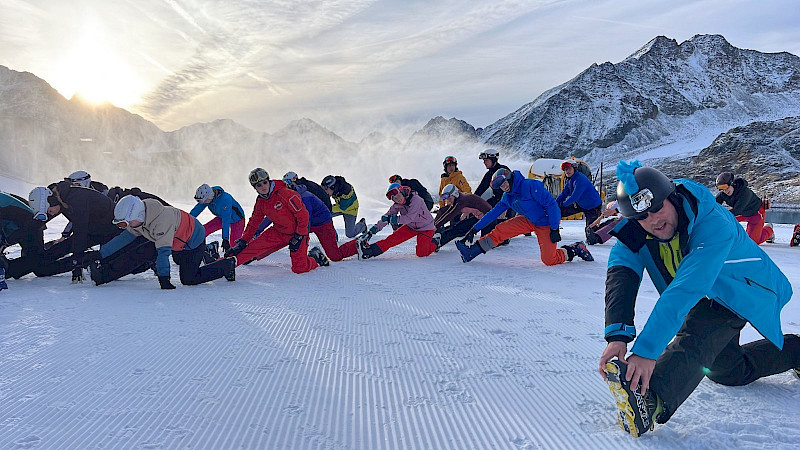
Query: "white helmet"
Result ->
[[113, 195, 146, 225], [28, 187, 53, 221], [440, 183, 460, 201], [282, 171, 298, 185], [66, 170, 92, 187], [194, 183, 214, 202], [479, 149, 499, 160]]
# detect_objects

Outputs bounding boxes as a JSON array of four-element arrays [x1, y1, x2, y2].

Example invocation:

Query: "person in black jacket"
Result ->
[[474, 150, 510, 206], [1, 192, 47, 279], [389, 174, 434, 211], [107, 186, 170, 206], [283, 172, 332, 211], [714, 172, 773, 244], [28, 182, 123, 282], [57, 171, 112, 242]]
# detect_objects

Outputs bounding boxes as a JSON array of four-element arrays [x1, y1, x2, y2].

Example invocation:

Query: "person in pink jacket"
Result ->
[[339, 183, 436, 260]]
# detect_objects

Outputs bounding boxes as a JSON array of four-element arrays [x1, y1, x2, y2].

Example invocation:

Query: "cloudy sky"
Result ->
[[1, 0, 799, 140]]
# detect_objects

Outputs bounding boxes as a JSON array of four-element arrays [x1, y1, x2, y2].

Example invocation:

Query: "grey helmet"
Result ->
[[615, 162, 675, 220]]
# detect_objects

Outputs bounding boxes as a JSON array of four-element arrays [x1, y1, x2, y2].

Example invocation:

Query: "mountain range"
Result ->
[[1, 34, 799, 202]]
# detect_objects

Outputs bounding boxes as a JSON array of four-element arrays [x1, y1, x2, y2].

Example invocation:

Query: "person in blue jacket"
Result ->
[[190, 184, 246, 254], [0, 192, 46, 281], [556, 161, 602, 243], [599, 161, 798, 438], [455, 168, 593, 266]]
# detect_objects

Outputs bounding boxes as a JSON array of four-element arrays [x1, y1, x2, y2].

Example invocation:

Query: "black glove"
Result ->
[[550, 228, 561, 243], [225, 239, 247, 257], [71, 268, 84, 283], [158, 275, 176, 290], [221, 239, 231, 253], [462, 228, 477, 243], [288, 233, 306, 252]]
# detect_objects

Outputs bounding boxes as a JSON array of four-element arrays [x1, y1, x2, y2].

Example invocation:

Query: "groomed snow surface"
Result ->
[[2, 207, 799, 449]]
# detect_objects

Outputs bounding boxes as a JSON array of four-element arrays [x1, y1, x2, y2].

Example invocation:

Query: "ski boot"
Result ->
[[203, 241, 220, 264], [431, 232, 442, 252], [765, 223, 775, 243], [357, 240, 383, 260], [309, 247, 330, 266], [603, 360, 663, 437], [791, 224, 800, 247], [0, 267, 7, 291], [455, 239, 484, 263], [562, 241, 594, 261], [223, 257, 236, 282]]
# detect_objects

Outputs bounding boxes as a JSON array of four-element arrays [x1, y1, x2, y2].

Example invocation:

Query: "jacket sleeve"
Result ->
[[531, 182, 562, 230], [438, 178, 448, 207], [631, 209, 737, 360], [475, 171, 491, 197], [218, 194, 234, 240], [374, 203, 401, 232], [604, 243, 645, 343], [99, 229, 137, 259], [69, 204, 92, 255], [434, 203, 459, 227], [457, 174, 472, 194], [242, 199, 265, 241], [555, 180, 570, 205], [189, 202, 207, 218], [336, 189, 358, 214], [287, 191, 309, 236], [474, 196, 509, 231]]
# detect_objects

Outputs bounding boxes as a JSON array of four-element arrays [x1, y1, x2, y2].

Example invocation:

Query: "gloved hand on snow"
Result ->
[[226, 239, 247, 257], [550, 228, 561, 243], [288, 233, 306, 252]]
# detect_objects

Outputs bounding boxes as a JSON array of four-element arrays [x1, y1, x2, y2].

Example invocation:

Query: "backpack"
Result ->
[[574, 161, 593, 182]]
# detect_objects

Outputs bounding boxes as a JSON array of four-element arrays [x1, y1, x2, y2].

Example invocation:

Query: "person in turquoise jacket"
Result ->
[[599, 161, 798, 438], [190, 184, 245, 254]]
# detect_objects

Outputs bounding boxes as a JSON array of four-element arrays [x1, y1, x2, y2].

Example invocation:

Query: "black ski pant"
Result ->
[[560, 204, 601, 243], [650, 298, 800, 423], [436, 217, 499, 246], [4, 228, 46, 279], [91, 236, 157, 285], [34, 230, 122, 277], [171, 242, 228, 285]]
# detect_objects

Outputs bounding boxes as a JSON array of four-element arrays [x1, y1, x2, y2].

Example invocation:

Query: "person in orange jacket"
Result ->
[[225, 168, 328, 273], [438, 156, 472, 207]]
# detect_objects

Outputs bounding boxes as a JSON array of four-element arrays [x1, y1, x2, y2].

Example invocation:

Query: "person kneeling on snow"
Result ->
[[714, 172, 774, 245], [224, 168, 328, 272], [456, 168, 593, 265], [598, 161, 798, 438], [190, 184, 246, 254], [339, 183, 437, 260], [91, 195, 236, 289], [432, 184, 493, 250]]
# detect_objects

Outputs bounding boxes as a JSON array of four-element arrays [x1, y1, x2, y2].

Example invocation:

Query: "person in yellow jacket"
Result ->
[[321, 175, 367, 238], [438, 156, 472, 207]]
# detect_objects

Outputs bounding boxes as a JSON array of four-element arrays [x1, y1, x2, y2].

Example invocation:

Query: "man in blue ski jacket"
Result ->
[[190, 184, 246, 254], [556, 161, 602, 243], [599, 161, 798, 438]]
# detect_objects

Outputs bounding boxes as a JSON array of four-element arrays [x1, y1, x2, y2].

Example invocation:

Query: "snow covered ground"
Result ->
[[2, 193, 799, 449]]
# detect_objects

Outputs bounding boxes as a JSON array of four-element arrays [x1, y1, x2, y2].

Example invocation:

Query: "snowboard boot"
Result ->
[[223, 257, 236, 281], [765, 224, 775, 243], [309, 246, 330, 266], [358, 240, 383, 260], [0, 267, 7, 291], [562, 242, 594, 261], [604, 360, 663, 438], [793, 368, 800, 380], [203, 241, 220, 264], [431, 232, 442, 252], [355, 218, 367, 236], [455, 239, 485, 263]]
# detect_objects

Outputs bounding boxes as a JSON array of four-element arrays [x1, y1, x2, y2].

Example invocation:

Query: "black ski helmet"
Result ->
[[321, 175, 336, 190], [249, 168, 270, 187], [715, 172, 734, 188], [443, 155, 457, 170], [615, 162, 675, 220]]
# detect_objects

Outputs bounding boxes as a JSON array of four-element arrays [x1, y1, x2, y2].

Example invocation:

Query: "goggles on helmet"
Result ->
[[479, 151, 498, 160], [717, 184, 730, 191], [386, 186, 403, 200], [491, 169, 511, 190], [388, 175, 402, 184], [443, 156, 457, 165], [440, 191, 456, 202], [249, 168, 270, 187]]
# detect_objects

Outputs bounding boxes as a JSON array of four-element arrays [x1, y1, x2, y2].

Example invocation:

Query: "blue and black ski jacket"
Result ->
[[189, 186, 245, 240], [474, 170, 561, 231]]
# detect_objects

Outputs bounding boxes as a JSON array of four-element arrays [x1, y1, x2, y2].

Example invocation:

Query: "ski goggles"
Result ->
[[440, 191, 456, 201], [716, 183, 729, 191], [491, 171, 511, 190], [479, 152, 498, 160], [282, 175, 297, 185], [443, 156, 457, 165], [249, 169, 270, 186], [386, 186, 403, 200]]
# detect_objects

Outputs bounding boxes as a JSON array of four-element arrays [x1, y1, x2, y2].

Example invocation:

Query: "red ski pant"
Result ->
[[339, 225, 437, 258], [480, 215, 566, 266], [203, 217, 245, 242], [236, 228, 318, 274], [310, 222, 346, 262], [736, 206, 773, 245]]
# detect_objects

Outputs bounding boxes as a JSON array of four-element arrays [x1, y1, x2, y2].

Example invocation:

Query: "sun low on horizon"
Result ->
[[51, 30, 147, 108]]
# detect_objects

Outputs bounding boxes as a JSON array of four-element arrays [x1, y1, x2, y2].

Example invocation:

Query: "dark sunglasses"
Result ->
[[630, 200, 664, 221]]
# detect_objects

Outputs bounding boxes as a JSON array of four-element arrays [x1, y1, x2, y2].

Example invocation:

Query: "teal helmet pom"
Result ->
[[616, 160, 642, 195]]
